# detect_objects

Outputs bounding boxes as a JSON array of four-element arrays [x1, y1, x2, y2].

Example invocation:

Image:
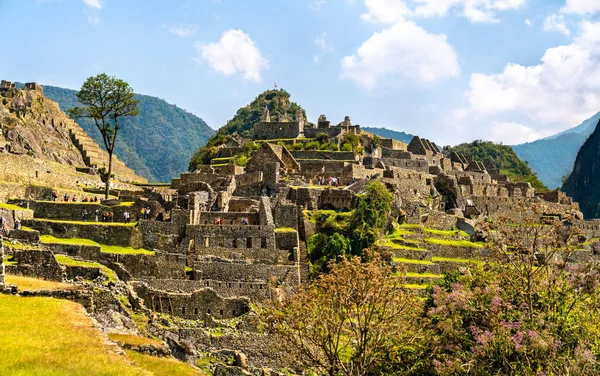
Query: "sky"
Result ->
[[1, 0, 600, 146]]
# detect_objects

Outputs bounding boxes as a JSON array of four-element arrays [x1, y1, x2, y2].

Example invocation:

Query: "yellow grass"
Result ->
[[40, 235, 154, 255], [125, 351, 206, 376], [0, 294, 150, 376], [108, 333, 162, 347], [5, 275, 78, 291]]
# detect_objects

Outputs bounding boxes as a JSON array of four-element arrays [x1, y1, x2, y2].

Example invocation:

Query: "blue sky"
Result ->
[[1, 0, 600, 145]]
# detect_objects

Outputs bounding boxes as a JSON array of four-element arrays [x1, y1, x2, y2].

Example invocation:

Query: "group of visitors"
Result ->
[[123, 211, 131, 223], [316, 175, 342, 187], [140, 207, 151, 220], [60, 193, 98, 203]]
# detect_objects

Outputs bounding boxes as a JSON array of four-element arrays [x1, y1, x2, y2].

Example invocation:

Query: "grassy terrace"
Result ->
[[393, 257, 434, 265], [31, 218, 138, 227], [40, 235, 154, 255], [424, 228, 470, 237], [432, 256, 484, 264], [36, 200, 136, 207], [126, 350, 206, 376], [274, 227, 298, 233], [0, 294, 149, 375], [0, 203, 31, 211], [424, 238, 484, 248], [108, 333, 163, 347], [379, 239, 427, 251], [5, 275, 79, 291], [54, 254, 118, 284], [133, 182, 171, 188]]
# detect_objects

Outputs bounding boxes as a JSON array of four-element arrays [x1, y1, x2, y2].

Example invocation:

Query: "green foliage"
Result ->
[[44, 85, 214, 182], [448, 140, 548, 191], [190, 89, 305, 169]]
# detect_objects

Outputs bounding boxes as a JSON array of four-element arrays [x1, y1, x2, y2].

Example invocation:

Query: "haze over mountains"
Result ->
[[513, 112, 600, 189]]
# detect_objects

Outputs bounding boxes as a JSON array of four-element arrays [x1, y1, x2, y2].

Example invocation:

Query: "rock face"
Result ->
[[0, 82, 147, 183], [562, 120, 600, 219]]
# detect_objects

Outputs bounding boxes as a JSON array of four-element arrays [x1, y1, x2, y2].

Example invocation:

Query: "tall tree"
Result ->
[[68, 74, 139, 198]]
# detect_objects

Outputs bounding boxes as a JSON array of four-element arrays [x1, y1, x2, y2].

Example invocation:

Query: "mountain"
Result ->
[[43, 85, 214, 182], [189, 89, 306, 169], [562, 120, 600, 219], [361, 127, 414, 144], [448, 140, 548, 191], [513, 112, 600, 189]]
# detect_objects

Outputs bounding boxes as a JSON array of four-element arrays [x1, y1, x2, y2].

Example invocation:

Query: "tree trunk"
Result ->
[[105, 151, 113, 199]]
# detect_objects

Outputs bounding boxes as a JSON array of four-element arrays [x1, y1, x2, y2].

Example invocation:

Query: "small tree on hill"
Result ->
[[68, 73, 139, 198]]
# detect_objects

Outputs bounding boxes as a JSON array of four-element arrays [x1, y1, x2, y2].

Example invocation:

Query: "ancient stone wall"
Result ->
[[190, 261, 298, 286], [8, 249, 64, 281], [141, 278, 271, 301], [273, 204, 298, 229], [189, 246, 289, 265], [25, 219, 142, 247], [188, 225, 276, 251], [198, 212, 260, 226], [133, 282, 250, 319], [317, 189, 355, 210], [290, 151, 356, 161]]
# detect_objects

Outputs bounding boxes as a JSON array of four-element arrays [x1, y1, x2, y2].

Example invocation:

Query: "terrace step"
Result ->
[[393, 258, 440, 274], [391, 248, 432, 261]]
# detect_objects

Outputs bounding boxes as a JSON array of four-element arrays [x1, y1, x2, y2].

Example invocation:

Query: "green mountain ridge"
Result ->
[[448, 140, 548, 192], [562, 120, 600, 219], [361, 127, 414, 144], [513, 111, 600, 189], [43, 85, 214, 182], [189, 89, 305, 169]]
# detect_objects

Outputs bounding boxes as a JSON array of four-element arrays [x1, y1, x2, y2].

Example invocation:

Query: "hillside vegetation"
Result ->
[[448, 140, 548, 191], [189, 89, 305, 169], [43, 85, 214, 182]]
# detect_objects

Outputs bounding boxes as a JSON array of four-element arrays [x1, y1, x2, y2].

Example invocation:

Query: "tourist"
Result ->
[[109, 211, 114, 222], [94, 209, 99, 222], [145, 208, 151, 220], [124, 211, 130, 223], [14, 217, 21, 230], [140, 208, 145, 220], [52, 191, 58, 201], [72, 195, 77, 202], [93, 196, 98, 203], [82, 210, 88, 222], [63, 194, 69, 202]]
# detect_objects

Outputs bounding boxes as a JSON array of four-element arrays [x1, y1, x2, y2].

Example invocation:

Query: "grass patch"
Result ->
[[274, 227, 298, 233], [55, 255, 118, 284], [424, 228, 469, 237], [4, 242, 41, 251], [404, 284, 428, 289], [40, 235, 154, 255], [378, 239, 427, 251], [393, 257, 434, 265], [32, 218, 137, 227], [405, 272, 444, 279], [399, 223, 422, 229], [386, 227, 415, 239], [108, 334, 162, 347], [5, 275, 78, 291], [0, 294, 150, 375], [40, 235, 99, 246], [126, 351, 206, 376], [432, 256, 483, 264], [133, 182, 171, 187], [425, 238, 484, 248], [0, 202, 30, 211]]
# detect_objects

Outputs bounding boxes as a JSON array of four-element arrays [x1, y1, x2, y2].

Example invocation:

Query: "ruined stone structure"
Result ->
[[253, 111, 361, 141]]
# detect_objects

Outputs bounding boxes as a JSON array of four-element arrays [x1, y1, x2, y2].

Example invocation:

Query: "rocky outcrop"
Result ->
[[0, 83, 146, 183], [562, 120, 600, 219]]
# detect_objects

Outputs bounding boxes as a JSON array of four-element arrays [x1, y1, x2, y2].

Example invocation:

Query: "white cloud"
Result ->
[[83, 0, 102, 9], [487, 122, 554, 144], [413, 0, 526, 23], [562, 0, 600, 15], [86, 14, 101, 25], [543, 14, 570, 36], [194, 29, 268, 82], [358, 0, 526, 24], [315, 32, 333, 52], [341, 21, 460, 89], [460, 21, 600, 139], [525, 18, 531, 26], [169, 25, 198, 38], [360, 0, 412, 24]]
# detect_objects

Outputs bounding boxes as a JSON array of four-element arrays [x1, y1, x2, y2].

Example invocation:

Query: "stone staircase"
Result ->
[[63, 121, 146, 184], [297, 240, 310, 283]]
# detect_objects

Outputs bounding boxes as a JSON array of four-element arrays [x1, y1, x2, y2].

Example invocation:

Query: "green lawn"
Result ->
[[108, 334, 163, 347], [274, 227, 298, 233], [378, 239, 427, 251], [405, 272, 444, 279], [54, 254, 118, 284], [32, 218, 138, 227], [40, 235, 154, 255], [424, 238, 484, 248], [0, 294, 150, 376], [0, 203, 31, 211]]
